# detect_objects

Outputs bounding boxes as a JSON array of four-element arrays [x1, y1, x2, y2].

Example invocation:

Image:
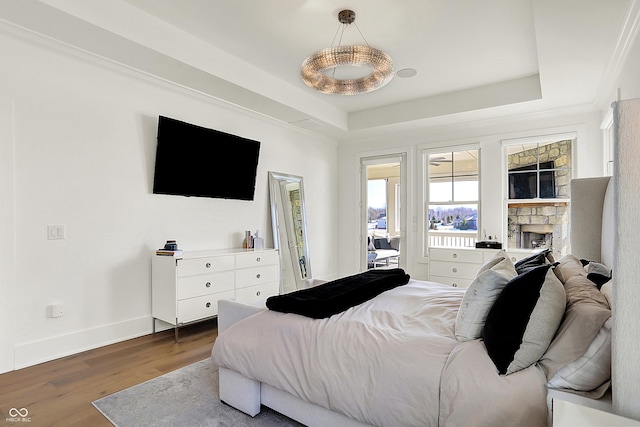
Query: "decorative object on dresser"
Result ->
[[152, 248, 280, 342], [156, 239, 183, 256]]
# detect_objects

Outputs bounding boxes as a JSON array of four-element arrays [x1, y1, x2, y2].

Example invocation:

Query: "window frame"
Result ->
[[423, 145, 480, 253], [502, 133, 576, 254]]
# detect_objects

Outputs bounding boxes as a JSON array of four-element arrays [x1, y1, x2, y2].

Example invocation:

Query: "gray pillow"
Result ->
[[505, 269, 566, 374], [554, 254, 586, 283], [455, 252, 517, 342]]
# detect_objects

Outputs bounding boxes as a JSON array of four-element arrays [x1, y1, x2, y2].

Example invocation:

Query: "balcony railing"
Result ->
[[428, 230, 477, 248]]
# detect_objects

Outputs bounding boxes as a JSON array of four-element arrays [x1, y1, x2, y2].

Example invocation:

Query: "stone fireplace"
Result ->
[[508, 203, 569, 257], [507, 140, 571, 257]]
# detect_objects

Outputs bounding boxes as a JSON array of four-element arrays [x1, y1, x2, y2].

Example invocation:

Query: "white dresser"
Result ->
[[428, 247, 529, 288], [152, 248, 280, 340]]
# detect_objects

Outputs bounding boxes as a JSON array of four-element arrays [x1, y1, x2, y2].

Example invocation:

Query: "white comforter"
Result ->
[[212, 280, 548, 427]]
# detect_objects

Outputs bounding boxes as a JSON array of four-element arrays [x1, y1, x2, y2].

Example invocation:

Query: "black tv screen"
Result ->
[[153, 116, 260, 200], [508, 161, 556, 199]]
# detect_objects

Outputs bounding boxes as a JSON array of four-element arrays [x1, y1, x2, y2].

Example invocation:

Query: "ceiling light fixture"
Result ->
[[301, 9, 393, 95]]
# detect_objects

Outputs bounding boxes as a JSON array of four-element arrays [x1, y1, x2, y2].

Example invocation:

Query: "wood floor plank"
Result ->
[[0, 319, 218, 427]]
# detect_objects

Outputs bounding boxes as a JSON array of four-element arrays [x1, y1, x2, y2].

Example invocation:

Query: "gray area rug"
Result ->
[[92, 358, 304, 427]]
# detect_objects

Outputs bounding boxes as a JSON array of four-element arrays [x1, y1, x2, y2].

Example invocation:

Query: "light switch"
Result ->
[[47, 225, 65, 240], [49, 304, 64, 318]]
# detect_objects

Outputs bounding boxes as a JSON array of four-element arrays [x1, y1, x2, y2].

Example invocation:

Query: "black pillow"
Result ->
[[483, 264, 565, 375], [514, 249, 551, 274], [580, 260, 613, 289], [587, 272, 612, 289]]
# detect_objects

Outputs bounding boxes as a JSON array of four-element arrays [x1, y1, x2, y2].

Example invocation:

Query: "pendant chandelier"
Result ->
[[301, 9, 393, 95]]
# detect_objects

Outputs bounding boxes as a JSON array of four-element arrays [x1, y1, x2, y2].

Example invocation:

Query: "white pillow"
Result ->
[[548, 317, 612, 391], [455, 252, 517, 342], [600, 281, 613, 309]]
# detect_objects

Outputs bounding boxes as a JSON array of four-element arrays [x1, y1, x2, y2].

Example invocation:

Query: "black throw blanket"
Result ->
[[266, 268, 411, 319]]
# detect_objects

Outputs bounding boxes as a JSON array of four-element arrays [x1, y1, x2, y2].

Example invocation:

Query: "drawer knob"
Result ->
[[256, 291, 261, 296], [256, 257, 261, 262], [511, 257, 516, 262], [206, 302, 211, 308], [452, 268, 458, 273], [205, 282, 211, 288], [256, 273, 261, 279], [205, 262, 211, 268], [452, 253, 458, 258], [452, 283, 458, 287]]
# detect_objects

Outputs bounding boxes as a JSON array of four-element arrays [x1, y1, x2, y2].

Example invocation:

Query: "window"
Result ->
[[505, 138, 573, 256], [427, 149, 479, 248], [602, 111, 614, 176]]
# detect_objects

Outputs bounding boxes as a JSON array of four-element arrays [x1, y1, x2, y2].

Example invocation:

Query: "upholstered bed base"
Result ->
[[217, 298, 372, 426], [219, 366, 371, 427]]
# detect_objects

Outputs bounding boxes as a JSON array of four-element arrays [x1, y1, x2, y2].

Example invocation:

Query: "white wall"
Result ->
[[337, 111, 605, 279], [0, 35, 338, 373]]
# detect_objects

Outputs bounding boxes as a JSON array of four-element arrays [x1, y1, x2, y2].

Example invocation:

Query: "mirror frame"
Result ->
[[268, 171, 312, 292]]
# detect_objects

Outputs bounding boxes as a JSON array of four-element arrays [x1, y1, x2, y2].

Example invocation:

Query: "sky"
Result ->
[[368, 179, 386, 208]]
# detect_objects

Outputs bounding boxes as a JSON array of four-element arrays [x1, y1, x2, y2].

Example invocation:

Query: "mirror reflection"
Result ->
[[268, 172, 312, 293]]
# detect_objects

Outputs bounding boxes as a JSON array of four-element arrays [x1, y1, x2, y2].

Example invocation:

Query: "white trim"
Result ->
[[360, 152, 408, 271], [13, 315, 151, 370], [421, 144, 481, 259], [0, 20, 338, 147], [595, 0, 640, 107], [600, 107, 614, 130], [501, 132, 577, 146]]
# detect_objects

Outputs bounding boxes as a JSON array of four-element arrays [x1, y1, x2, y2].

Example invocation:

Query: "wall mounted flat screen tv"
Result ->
[[153, 116, 260, 200]]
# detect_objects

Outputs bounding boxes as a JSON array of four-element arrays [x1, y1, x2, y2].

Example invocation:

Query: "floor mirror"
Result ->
[[268, 171, 312, 293]]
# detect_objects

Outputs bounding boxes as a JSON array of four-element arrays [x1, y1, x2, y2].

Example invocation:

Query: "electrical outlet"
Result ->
[[47, 225, 65, 240], [49, 304, 64, 318]]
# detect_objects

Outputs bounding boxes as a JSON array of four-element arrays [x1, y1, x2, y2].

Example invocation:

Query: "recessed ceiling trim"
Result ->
[[348, 74, 542, 131]]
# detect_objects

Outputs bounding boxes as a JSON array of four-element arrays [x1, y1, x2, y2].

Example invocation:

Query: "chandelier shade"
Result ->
[[300, 10, 393, 95], [301, 45, 393, 95]]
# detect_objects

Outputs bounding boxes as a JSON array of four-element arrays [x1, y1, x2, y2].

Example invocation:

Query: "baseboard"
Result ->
[[13, 315, 152, 370]]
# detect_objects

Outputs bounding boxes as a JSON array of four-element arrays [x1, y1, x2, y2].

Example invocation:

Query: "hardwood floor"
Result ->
[[0, 320, 218, 427]]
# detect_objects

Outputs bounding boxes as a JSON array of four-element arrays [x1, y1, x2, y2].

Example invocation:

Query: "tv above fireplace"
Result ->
[[508, 161, 556, 199], [152, 116, 260, 201]]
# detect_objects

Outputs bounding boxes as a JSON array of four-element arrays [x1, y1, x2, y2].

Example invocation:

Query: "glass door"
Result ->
[[361, 155, 406, 270]]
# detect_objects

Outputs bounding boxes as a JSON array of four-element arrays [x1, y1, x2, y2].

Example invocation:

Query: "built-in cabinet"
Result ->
[[152, 248, 279, 340], [428, 247, 529, 288]]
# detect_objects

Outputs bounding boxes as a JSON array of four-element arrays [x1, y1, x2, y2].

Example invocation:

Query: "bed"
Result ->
[[211, 177, 614, 426]]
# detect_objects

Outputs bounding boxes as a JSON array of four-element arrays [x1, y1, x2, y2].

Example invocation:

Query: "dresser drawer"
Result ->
[[429, 248, 484, 263], [504, 251, 531, 263], [235, 281, 279, 304], [177, 290, 234, 324], [430, 275, 473, 288], [178, 271, 235, 300], [429, 261, 480, 280], [236, 251, 279, 269], [236, 264, 279, 288], [177, 255, 235, 277]]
